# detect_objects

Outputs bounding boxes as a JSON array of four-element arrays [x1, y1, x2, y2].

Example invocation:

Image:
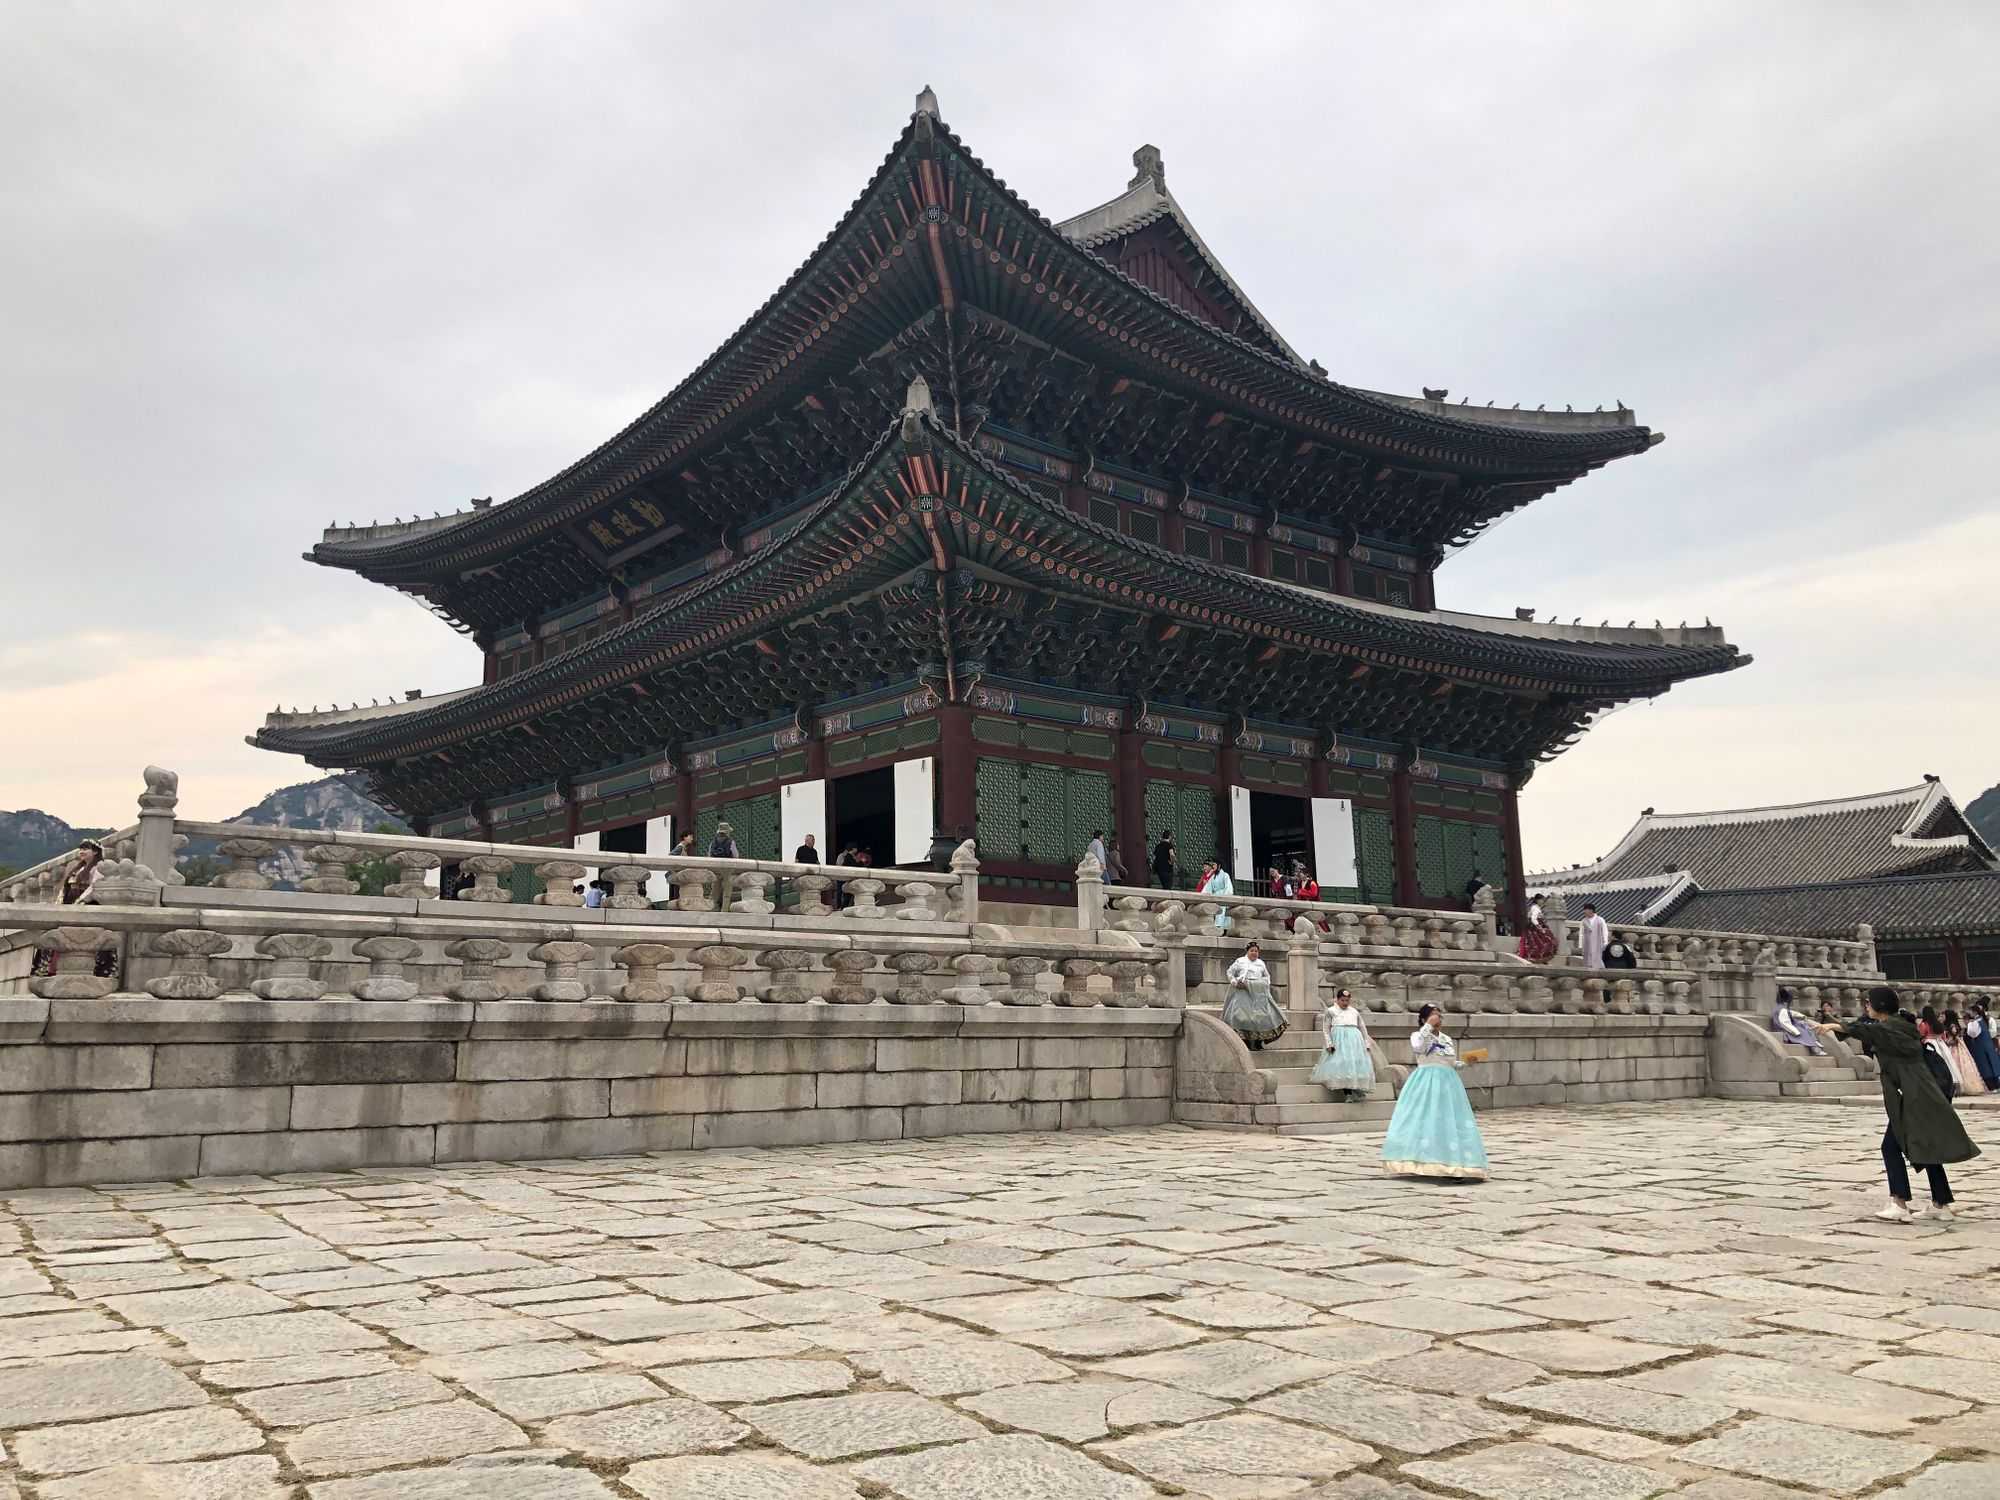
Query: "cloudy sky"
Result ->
[[3, 2, 1994, 869]]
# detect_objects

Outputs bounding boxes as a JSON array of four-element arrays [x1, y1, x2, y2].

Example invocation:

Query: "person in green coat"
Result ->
[[1812, 986, 1979, 1224]]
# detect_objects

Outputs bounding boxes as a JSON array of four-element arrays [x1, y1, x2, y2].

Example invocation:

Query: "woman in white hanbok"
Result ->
[[1221, 942, 1287, 1049], [1310, 988, 1375, 1100]]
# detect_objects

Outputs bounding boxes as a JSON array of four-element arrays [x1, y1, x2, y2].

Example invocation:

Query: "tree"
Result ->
[[177, 855, 222, 888], [348, 824, 404, 897]]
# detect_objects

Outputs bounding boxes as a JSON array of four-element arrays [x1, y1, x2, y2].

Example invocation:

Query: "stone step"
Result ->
[[1276, 1119, 1390, 1137], [1781, 1077, 1875, 1099], [1262, 1100, 1396, 1124], [1270, 1082, 1390, 1104]]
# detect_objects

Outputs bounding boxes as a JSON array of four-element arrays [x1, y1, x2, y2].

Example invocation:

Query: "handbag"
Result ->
[[1922, 1045, 1958, 1100]]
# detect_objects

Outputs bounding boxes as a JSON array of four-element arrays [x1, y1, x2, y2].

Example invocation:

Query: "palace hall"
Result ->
[[254, 90, 1744, 927]]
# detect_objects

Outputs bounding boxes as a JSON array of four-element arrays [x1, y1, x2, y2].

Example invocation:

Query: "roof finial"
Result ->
[[1129, 143, 1165, 190], [913, 85, 939, 119]]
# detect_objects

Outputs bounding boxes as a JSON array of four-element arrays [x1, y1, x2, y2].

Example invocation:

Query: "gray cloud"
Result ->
[[4, 2, 1995, 856]]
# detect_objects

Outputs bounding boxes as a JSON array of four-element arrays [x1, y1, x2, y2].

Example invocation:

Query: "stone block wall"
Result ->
[[0, 998, 1178, 1189]]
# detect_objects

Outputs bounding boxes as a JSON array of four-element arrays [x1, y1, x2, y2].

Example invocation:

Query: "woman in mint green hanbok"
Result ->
[[1198, 862, 1234, 932], [1381, 1005, 1488, 1182], [1310, 988, 1375, 1100]]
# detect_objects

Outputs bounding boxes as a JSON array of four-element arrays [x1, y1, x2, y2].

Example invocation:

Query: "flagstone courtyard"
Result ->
[[2, 1101, 1997, 1500]]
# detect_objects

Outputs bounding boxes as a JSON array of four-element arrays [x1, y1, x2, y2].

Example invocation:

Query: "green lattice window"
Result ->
[[1417, 812, 1499, 900], [1356, 807, 1397, 904], [696, 794, 779, 860], [977, 756, 1112, 865], [1142, 780, 1216, 887]]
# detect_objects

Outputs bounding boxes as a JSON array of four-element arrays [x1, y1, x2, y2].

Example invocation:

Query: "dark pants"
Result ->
[[1883, 1126, 1953, 1206]]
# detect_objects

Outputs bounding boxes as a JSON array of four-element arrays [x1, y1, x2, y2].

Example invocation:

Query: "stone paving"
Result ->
[[0, 1100, 1996, 1499]]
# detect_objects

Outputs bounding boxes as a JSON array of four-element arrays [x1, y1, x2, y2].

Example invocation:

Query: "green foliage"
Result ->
[[178, 855, 222, 888], [346, 823, 403, 897]]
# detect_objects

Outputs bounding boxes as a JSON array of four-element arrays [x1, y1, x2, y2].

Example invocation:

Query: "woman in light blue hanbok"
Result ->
[[1199, 862, 1234, 932], [1311, 988, 1375, 1100], [1381, 1005, 1488, 1182]]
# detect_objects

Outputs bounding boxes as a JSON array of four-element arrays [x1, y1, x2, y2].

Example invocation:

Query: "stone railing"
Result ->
[[0, 899, 1176, 1011], [1606, 923, 1876, 978], [1091, 876, 1492, 961], [161, 819, 978, 924]]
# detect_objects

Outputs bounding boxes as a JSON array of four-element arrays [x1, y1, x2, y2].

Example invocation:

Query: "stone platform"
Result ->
[[0, 1102, 1994, 1498]]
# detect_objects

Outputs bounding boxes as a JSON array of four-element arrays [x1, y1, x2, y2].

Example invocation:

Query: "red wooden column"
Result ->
[[675, 763, 696, 843], [1502, 779, 1529, 933], [1116, 722, 1145, 879], [1252, 518, 1274, 578], [937, 704, 976, 843], [1390, 766, 1420, 907], [1334, 551, 1354, 597], [1947, 939, 1969, 983]]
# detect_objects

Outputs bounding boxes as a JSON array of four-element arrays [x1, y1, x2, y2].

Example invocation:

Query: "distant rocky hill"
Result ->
[[0, 810, 114, 875], [180, 775, 408, 886], [1970, 781, 2000, 853]]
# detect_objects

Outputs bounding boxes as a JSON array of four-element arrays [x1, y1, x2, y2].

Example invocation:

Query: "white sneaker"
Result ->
[[1874, 1202, 1915, 1223], [1926, 1205, 1957, 1223]]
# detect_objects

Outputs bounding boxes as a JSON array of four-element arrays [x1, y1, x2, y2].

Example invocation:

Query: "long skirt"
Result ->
[[1517, 925, 1556, 964], [1310, 1028, 1375, 1094], [1970, 1032, 2000, 1089], [1772, 1022, 1825, 1056], [1382, 1062, 1488, 1181], [1222, 983, 1287, 1045], [1951, 1043, 1987, 1097]]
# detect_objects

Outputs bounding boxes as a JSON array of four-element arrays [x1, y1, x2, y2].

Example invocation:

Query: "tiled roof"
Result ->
[[1541, 875, 1690, 928], [1533, 783, 1996, 890], [1663, 872, 2000, 941]]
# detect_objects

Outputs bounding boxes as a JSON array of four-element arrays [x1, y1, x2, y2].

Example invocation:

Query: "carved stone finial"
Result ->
[[901, 376, 935, 447], [913, 85, 939, 118], [1129, 143, 1164, 190]]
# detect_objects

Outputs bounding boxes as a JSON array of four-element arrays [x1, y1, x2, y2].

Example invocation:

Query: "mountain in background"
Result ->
[[0, 810, 114, 874], [1, 775, 406, 882], [1968, 781, 2000, 853]]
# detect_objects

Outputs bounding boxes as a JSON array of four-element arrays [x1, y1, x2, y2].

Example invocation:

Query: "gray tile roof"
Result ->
[[1662, 872, 2000, 941]]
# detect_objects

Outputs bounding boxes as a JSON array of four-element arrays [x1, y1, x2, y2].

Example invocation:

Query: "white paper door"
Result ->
[[572, 830, 600, 890], [1229, 784, 1253, 882], [644, 816, 673, 903], [893, 757, 935, 865], [1310, 796, 1358, 888], [781, 779, 827, 865]]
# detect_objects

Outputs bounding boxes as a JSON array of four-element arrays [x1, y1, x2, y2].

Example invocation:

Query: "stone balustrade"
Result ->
[[0, 824, 141, 905], [162, 818, 974, 925], [1096, 882, 1488, 960], [1603, 922, 1875, 977]]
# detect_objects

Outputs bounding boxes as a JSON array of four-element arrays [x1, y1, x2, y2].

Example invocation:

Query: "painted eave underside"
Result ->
[[1533, 781, 1999, 891], [257, 409, 1741, 767], [306, 103, 1657, 585]]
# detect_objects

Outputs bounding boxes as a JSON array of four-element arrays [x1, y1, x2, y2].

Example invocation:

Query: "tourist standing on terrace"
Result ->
[[1151, 830, 1177, 890], [1198, 861, 1233, 931], [1579, 903, 1610, 968], [1381, 1004, 1488, 1181], [1222, 941, 1286, 1051], [793, 832, 818, 863], [29, 839, 113, 979], [1812, 988, 1977, 1223], [1085, 829, 1108, 872]]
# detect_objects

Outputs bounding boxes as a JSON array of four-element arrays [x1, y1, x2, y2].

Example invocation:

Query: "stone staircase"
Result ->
[[1785, 1049, 1878, 1100], [1229, 1002, 1400, 1137]]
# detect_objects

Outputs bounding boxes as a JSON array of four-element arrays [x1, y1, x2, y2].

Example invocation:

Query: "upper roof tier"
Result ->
[[308, 89, 1660, 637], [260, 379, 1738, 813], [1532, 780, 1998, 892]]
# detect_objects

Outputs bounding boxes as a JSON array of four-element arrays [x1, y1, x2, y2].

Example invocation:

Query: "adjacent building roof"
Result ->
[[1663, 872, 2000, 942], [1534, 782, 1996, 892]]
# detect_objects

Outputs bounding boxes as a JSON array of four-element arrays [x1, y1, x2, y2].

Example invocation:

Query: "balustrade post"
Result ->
[[1075, 854, 1105, 932], [1157, 925, 1189, 1009], [386, 850, 441, 900], [827, 949, 877, 1005], [1471, 885, 1498, 943], [215, 838, 276, 891], [841, 877, 885, 919], [794, 873, 834, 919], [730, 871, 775, 916], [1287, 919, 1319, 1015], [528, 939, 594, 1002], [1518, 973, 1552, 1014], [1107, 956, 1156, 1008], [1667, 978, 1693, 1014], [146, 929, 232, 999], [29, 926, 120, 999], [950, 840, 980, 924], [1057, 956, 1101, 1007], [1229, 902, 1259, 938], [445, 937, 512, 1002], [948, 952, 997, 1006], [1607, 977, 1636, 1015], [889, 951, 940, 1005], [1484, 972, 1514, 1014], [688, 944, 746, 1002], [91, 858, 161, 906], [891, 879, 937, 922], [1004, 954, 1050, 1006], [134, 766, 179, 889], [353, 935, 422, 1001], [613, 943, 677, 1003], [1544, 892, 1571, 964], [758, 948, 813, 1003], [1109, 895, 1152, 933], [534, 861, 587, 907], [296, 845, 358, 896], [457, 854, 515, 904], [672, 867, 716, 912], [251, 933, 331, 1001], [1639, 977, 1666, 1014], [598, 864, 651, 910], [1856, 923, 1878, 974], [1188, 901, 1222, 935]]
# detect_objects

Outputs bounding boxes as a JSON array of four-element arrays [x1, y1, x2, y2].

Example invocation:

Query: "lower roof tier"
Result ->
[[255, 390, 1744, 813]]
